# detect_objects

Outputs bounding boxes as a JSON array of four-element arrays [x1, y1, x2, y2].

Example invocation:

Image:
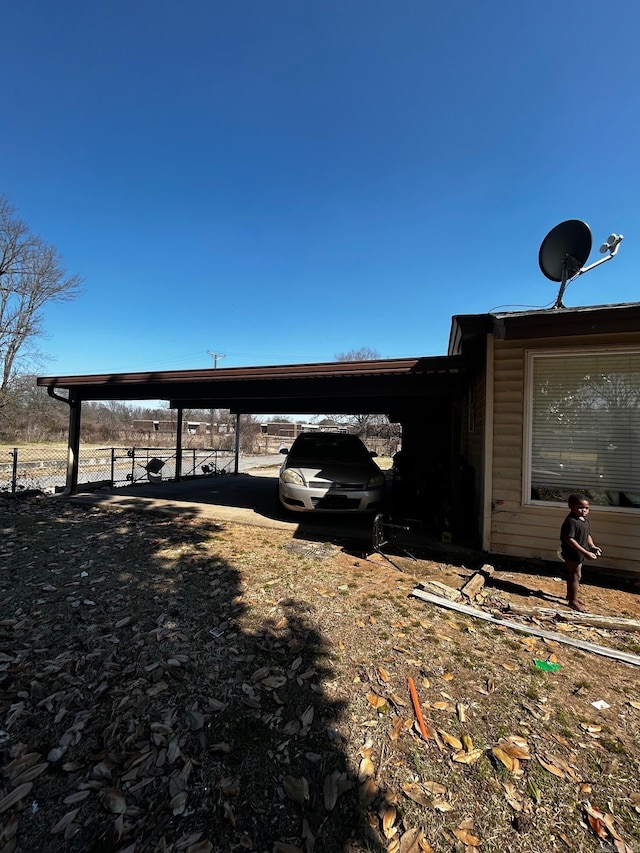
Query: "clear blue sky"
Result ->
[[2, 1, 638, 378]]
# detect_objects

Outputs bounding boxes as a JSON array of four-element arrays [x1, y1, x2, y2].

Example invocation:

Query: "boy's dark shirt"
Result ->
[[560, 513, 591, 563]]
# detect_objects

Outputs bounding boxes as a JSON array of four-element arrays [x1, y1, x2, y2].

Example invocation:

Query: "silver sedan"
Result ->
[[278, 432, 386, 513]]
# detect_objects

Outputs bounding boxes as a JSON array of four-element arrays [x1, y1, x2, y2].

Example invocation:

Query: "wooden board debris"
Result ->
[[415, 581, 461, 602], [410, 588, 640, 667], [505, 603, 640, 633]]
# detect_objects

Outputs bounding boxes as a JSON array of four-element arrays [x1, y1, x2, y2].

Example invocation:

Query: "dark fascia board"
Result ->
[[449, 302, 640, 354], [37, 355, 464, 403]]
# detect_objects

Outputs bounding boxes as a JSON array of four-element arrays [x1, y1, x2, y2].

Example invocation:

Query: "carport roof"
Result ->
[[37, 354, 465, 415]]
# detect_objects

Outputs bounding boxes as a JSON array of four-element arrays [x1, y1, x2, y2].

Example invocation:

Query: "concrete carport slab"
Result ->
[[61, 467, 380, 545]]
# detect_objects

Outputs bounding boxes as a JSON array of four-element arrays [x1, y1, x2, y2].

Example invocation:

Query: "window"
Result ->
[[528, 349, 640, 508]]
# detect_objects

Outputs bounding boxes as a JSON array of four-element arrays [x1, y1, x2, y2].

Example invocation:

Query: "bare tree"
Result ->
[[0, 195, 82, 407], [335, 346, 381, 362], [333, 347, 395, 443]]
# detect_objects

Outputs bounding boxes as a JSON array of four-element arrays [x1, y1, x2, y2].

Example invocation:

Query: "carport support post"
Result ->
[[65, 391, 82, 496], [175, 407, 183, 480], [234, 413, 240, 474]]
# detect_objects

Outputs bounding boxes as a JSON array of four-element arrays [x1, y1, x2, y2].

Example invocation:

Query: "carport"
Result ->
[[37, 354, 466, 532]]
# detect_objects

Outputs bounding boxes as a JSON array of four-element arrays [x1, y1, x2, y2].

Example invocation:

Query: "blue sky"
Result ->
[[2, 1, 638, 379]]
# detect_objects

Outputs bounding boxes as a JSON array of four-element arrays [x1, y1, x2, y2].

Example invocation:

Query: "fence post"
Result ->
[[110, 448, 115, 486], [11, 448, 18, 496], [175, 408, 183, 481]]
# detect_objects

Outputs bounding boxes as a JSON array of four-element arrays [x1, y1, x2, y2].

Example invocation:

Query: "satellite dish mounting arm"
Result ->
[[553, 234, 624, 309]]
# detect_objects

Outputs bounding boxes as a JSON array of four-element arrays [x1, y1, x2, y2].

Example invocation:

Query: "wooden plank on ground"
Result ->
[[505, 603, 640, 633], [410, 588, 640, 668], [415, 581, 461, 602]]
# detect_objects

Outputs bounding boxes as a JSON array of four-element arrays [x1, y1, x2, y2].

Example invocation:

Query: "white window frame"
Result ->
[[524, 346, 640, 512]]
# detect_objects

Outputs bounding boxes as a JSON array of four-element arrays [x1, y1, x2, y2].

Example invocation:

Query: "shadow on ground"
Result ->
[[0, 494, 381, 851]]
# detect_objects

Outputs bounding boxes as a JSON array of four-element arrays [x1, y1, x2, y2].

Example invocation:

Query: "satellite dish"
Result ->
[[538, 219, 624, 309], [539, 220, 592, 283]]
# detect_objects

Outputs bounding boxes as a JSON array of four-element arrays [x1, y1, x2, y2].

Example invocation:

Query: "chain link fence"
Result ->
[[0, 446, 236, 495]]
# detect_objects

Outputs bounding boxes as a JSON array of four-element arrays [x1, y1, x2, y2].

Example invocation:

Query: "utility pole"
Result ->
[[207, 352, 225, 452]]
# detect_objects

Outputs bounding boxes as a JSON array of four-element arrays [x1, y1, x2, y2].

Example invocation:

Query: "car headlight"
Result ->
[[367, 472, 385, 489], [282, 468, 305, 486]]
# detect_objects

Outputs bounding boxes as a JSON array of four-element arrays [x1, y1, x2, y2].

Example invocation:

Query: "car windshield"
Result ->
[[289, 434, 371, 463]]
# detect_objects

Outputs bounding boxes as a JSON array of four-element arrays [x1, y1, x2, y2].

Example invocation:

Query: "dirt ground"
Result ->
[[1, 494, 639, 853]]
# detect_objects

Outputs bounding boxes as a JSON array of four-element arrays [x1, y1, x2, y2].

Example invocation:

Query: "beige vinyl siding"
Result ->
[[488, 333, 640, 575]]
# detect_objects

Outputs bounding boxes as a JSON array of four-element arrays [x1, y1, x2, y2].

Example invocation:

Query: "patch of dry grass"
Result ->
[[1, 495, 639, 853]]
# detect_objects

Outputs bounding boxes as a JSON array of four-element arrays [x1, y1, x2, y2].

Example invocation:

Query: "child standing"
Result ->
[[560, 494, 601, 612]]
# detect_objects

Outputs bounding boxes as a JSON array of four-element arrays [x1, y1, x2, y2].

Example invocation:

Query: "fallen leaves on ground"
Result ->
[[2, 496, 640, 853]]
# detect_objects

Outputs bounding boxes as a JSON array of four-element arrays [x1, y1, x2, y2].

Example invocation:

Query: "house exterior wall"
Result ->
[[487, 331, 640, 575]]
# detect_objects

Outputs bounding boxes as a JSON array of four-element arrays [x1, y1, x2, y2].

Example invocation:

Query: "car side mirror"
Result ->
[[279, 447, 289, 455]]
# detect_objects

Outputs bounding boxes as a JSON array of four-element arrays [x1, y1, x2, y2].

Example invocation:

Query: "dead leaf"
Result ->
[[453, 826, 481, 846], [299, 705, 315, 729], [358, 755, 375, 781], [377, 666, 390, 682], [502, 781, 523, 812], [323, 770, 339, 811], [381, 804, 397, 838], [223, 800, 236, 826], [583, 804, 609, 840], [101, 788, 126, 814], [438, 729, 463, 750], [452, 748, 484, 765], [402, 783, 432, 808], [10, 762, 49, 785], [491, 746, 517, 772], [398, 827, 433, 852], [359, 777, 378, 804], [388, 717, 405, 741], [219, 777, 240, 797], [50, 808, 79, 835], [169, 791, 188, 815], [537, 752, 580, 782], [498, 736, 531, 760], [0, 782, 33, 814], [63, 790, 91, 805], [367, 692, 389, 711], [283, 775, 309, 805], [262, 676, 287, 689]]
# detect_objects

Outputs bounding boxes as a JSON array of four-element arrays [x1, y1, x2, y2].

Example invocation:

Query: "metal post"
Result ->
[[11, 448, 18, 496], [65, 392, 82, 495], [175, 407, 183, 480], [234, 413, 241, 475], [110, 447, 115, 486], [554, 257, 570, 309]]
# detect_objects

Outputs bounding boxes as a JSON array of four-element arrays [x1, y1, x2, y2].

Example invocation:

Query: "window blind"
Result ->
[[531, 351, 640, 506]]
